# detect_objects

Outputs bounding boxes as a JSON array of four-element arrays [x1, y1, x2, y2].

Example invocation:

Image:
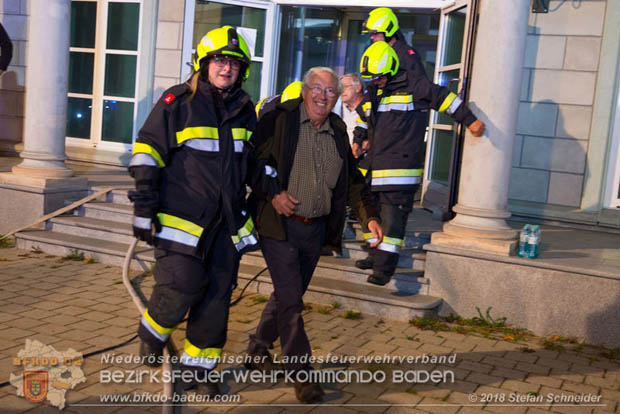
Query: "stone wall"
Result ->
[[509, 0, 606, 208], [152, 0, 185, 104], [0, 0, 27, 148]]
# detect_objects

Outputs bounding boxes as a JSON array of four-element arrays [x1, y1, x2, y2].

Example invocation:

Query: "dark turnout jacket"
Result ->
[[248, 98, 380, 253], [129, 79, 274, 258], [354, 70, 477, 192]]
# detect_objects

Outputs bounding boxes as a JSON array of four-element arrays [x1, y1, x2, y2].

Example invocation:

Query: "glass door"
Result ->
[[273, 7, 440, 94], [66, 0, 143, 151], [182, 0, 276, 104], [341, 12, 370, 76], [422, 0, 475, 219]]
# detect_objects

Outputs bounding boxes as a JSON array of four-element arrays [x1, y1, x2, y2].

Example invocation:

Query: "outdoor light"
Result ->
[[531, 0, 549, 13]]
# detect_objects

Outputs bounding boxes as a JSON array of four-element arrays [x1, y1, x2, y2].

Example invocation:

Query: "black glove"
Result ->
[[131, 214, 161, 245], [128, 190, 161, 245]]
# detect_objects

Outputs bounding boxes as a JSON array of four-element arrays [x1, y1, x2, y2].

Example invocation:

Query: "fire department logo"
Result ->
[[232, 38, 239, 46], [23, 371, 48, 403], [11, 340, 86, 410]]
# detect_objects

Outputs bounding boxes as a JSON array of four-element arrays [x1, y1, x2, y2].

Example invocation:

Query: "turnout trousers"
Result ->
[[248, 216, 325, 372], [361, 189, 417, 278], [137, 226, 239, 372]]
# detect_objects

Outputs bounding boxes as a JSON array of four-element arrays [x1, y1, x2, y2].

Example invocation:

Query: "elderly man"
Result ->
[[335, 73, 365, 145], [246, 67, 382, 403]]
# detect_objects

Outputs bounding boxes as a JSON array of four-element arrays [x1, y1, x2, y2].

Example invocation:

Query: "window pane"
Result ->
[[102, 100, 134, 143], [104, 54, 137, 98], [66, 97, 92, 139], [429, 129, 454, 184], [71, 1, 97, 48], [107, 2, 140, 51], [69, 52, 94, 94], [193, 2, 266, 57], [277, 7, 342, 92], [244, 62, 262, 105], [441, 8, 466, 66], [345, 20, 371, 76]]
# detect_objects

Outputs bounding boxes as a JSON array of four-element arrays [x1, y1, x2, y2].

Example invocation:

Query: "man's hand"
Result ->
[[272, 190, 299, 216], [352, 141, 370, 158], [468, 120, 486, 137], [352, 142, 363, 159], [366, 220, 383, 248]]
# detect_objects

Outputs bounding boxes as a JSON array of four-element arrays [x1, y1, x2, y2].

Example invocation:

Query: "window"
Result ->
[[67, 0, 142, 147], [191, 1, 267, 103]]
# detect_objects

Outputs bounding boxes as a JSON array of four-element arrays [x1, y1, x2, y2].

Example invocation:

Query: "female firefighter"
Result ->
[[127, 26, 278, 396]]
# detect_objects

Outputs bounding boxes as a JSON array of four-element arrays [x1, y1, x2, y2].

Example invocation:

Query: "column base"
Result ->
[[429, 203, 519, 256], [0, 171, 87, 190], [0, 172, 89, 234], [431, 230, 518, 256], [12, 162, 74, 179]]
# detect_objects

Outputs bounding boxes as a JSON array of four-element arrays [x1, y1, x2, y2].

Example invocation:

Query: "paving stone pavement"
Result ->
[[0, 245, 619, 414]]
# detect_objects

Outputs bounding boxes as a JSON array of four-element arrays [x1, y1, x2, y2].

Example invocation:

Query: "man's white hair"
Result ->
[[341, 73, 362, 89], [302, 67, 342, 95]]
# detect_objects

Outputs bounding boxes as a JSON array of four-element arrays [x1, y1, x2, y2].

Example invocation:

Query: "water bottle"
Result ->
[[517, 224, 530, 257], [527, 225, 541, 259]]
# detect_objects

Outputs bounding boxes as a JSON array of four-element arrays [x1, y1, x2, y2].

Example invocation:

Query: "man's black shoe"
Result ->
[[294, 381, 324, 403], [195, 381, 222, 397], [367, 273, 391, 286], [355, 257, 374, 270], [139, 341, 163, 368]]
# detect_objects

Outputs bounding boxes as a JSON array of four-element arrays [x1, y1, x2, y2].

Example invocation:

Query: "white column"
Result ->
[[12, 0, 73, 178], [431, 0, 530, 255]]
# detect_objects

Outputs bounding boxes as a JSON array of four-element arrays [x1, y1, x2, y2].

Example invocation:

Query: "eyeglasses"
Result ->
[[307, 84, 337, 98], [211, 55, 241, 70]]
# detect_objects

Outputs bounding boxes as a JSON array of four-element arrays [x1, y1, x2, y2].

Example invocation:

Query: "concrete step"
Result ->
[[79, 201, 133, 223], [91, 186, 132, 205], [47, 215, 135, 245], [241, 252, 429, 295], [15, 230, 154, 272], [85, 174, 134, 187], [237, 263, 441, 322], [14, 229, 438, 321]]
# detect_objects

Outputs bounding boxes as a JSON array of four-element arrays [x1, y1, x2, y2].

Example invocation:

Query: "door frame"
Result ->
[[603, 79, 620, 209], [181, 0, 278, 101], [421, 0, 474, 219]]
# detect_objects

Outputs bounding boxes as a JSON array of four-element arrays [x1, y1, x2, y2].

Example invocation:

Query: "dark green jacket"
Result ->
[[248, 98, 379, 253]]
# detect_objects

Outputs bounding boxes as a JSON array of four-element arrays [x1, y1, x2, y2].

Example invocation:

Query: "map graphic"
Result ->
[[10, 339, 87, 410]]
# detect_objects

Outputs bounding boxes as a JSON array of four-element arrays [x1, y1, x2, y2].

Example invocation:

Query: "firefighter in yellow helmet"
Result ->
[[362, 7, 427, 79], [352, 41, 485, 285], [128, 26, 279, 396]]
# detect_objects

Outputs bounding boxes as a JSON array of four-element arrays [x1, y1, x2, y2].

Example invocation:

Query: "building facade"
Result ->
[[0, 0, 618, 229]]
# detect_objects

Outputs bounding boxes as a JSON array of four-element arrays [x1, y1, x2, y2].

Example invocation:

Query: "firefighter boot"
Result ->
[[139, 340, 164, 368], [366, 273, 391, 286], [355, 256, 374, 270]]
